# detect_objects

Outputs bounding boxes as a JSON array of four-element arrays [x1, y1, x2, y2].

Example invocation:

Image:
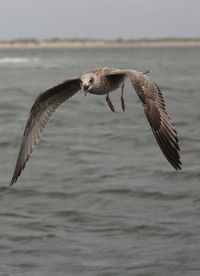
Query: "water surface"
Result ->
[[0, 46, 200, 276]]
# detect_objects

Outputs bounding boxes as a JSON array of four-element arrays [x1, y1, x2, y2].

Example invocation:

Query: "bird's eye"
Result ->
[[89, 77, 94, 83]]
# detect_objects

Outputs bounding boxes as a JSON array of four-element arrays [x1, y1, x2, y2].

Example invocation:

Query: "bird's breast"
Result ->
[[88, 75, 124, 95], [88, 89, 108, 95]]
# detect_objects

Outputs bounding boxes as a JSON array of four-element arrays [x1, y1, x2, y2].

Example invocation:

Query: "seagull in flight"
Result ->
[[10, 67, 182, 186]]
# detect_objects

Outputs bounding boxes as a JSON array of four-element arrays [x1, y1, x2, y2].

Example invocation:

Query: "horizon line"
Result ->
[[0, 37, 200, 43]]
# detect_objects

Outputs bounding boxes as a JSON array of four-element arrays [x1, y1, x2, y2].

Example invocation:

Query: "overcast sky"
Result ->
[[0, 0, 199, 40]]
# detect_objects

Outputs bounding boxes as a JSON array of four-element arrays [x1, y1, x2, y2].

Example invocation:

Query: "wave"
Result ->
[[0, 57, 39, 64]]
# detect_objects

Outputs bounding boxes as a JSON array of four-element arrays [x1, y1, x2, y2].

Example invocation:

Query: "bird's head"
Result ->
[[80, 73, 95, 94]]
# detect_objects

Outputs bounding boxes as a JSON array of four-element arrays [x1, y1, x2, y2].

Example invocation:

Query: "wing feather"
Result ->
[[106, 69, 182, 170], [10, 78, 81, 186], [127, 70, 181, 170]]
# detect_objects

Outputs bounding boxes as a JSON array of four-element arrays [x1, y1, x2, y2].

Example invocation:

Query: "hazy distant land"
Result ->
[[0, 38, 200, 48]]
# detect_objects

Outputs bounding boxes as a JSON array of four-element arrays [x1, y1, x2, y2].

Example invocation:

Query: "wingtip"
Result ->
[[174, 164, 182, 171], [9, 174, 18, 187], [177, 161, 182, 171], [172, 156, 182, 171], [9, 178, 15, 188]]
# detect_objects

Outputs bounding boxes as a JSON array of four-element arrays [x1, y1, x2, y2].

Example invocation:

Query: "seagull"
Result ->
[[10, 67, 182, 186]]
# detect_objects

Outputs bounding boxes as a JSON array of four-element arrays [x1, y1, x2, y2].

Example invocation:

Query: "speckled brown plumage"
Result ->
[[10, 67, 181, 186]]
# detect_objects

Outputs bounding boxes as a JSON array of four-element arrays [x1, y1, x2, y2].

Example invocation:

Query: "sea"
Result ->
[[0, 46, 200, 276]]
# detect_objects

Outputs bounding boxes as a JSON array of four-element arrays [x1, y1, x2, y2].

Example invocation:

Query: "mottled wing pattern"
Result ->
[[127, 70, 181, 170], [10, 78, 81, 186]]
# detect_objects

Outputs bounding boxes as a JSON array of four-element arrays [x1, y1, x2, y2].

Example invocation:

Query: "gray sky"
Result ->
[[0, 0, 199, 40]]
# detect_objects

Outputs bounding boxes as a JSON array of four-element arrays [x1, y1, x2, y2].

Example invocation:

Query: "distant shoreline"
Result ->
[[0, 38, 200, 48]]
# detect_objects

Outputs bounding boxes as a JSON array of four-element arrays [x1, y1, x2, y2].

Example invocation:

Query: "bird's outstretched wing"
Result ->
[[10, 78, 81, 186], [106, 70, 182, 170]]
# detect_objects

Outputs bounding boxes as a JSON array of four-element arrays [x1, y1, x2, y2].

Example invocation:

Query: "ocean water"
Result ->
[[0, 46, 200, 276]]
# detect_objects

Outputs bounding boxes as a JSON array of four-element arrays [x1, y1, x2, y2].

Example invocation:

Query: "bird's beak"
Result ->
[[83, 84, 89, 96]]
